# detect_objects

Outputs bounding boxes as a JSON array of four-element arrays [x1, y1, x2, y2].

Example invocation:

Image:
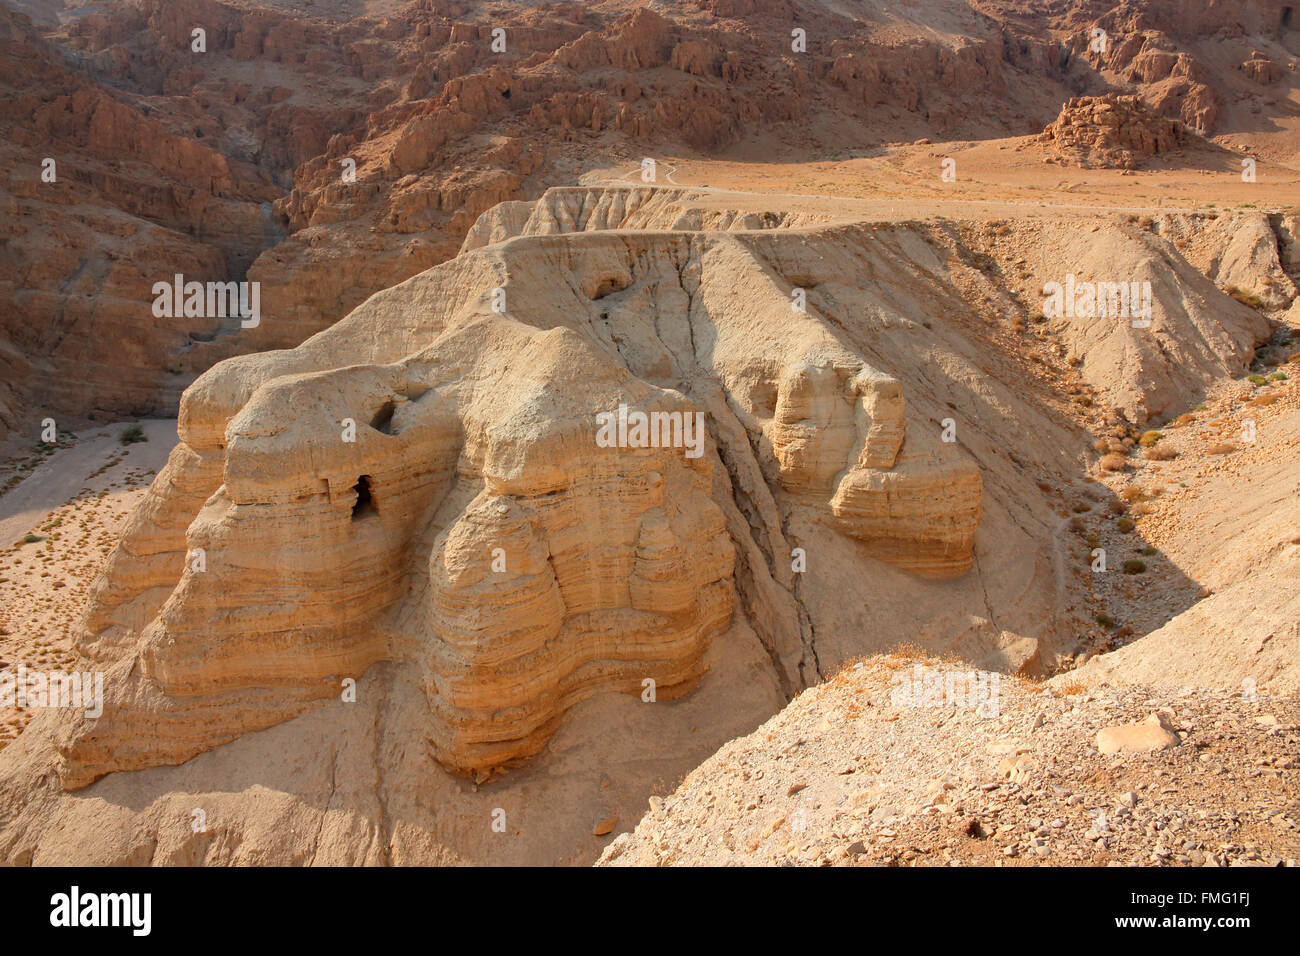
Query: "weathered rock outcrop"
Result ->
[[43, 189, 984, 790], [1036, 93, 1186, 169], [0, 5, 278, 439]]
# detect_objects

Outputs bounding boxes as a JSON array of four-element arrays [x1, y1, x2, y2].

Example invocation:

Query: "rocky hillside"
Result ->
[[598, 655, 1299, 866], [4, 0, 1297, 441]]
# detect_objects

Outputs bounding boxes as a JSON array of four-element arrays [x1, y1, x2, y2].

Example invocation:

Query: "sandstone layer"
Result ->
[[15, 186, 994, 797]]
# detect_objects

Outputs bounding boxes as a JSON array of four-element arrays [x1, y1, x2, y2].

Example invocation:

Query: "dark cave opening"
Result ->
[[351, 475, 376, 520]]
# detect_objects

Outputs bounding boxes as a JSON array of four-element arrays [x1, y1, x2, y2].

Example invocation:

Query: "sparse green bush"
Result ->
[[1227, 287, 1264, 309], [119, 425, 147, 445], [1121, 559, 1147, 574]]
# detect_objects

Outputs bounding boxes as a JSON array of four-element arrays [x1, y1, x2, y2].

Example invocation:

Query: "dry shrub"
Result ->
[[1100, 453, 1128, 472], [1253, 391, 1280, 407], [1208, 442, 1237, 455], [1139, 430, 1163, 447], [1091, 438, 1109, 454], [1119, 484, 1148, 503], [1116, 516, 1135, 533], [1173, 413, 1197, 427], [1144, 444, 1178, 461]]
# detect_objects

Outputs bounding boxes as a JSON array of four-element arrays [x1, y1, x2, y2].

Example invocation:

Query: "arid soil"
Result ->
[[0, 421, 174, 741], [599, 655, 1299, 867]]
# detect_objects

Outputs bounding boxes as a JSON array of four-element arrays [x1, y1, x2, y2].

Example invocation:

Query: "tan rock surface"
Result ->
[[1096, 712, 1181, 754]]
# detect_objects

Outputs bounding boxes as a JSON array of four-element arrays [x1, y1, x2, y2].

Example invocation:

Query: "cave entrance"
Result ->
[[351, 475, 377, 520], [370, 400, 396, 434]]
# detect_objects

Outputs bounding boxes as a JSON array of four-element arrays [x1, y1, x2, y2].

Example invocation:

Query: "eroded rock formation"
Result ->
[[48, 187, 982, 787], [0, 181, 1280, 864], [1036, 93, 1186, 168]]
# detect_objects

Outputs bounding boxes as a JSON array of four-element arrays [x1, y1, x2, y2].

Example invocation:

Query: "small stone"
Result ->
[[593, 814, 618, 836], [1096, 713, 1180, 755], [998, 755, 1034, 783]]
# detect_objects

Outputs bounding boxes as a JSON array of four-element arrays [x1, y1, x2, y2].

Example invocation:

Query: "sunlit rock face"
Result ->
[[57, 187, 982, 788]]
